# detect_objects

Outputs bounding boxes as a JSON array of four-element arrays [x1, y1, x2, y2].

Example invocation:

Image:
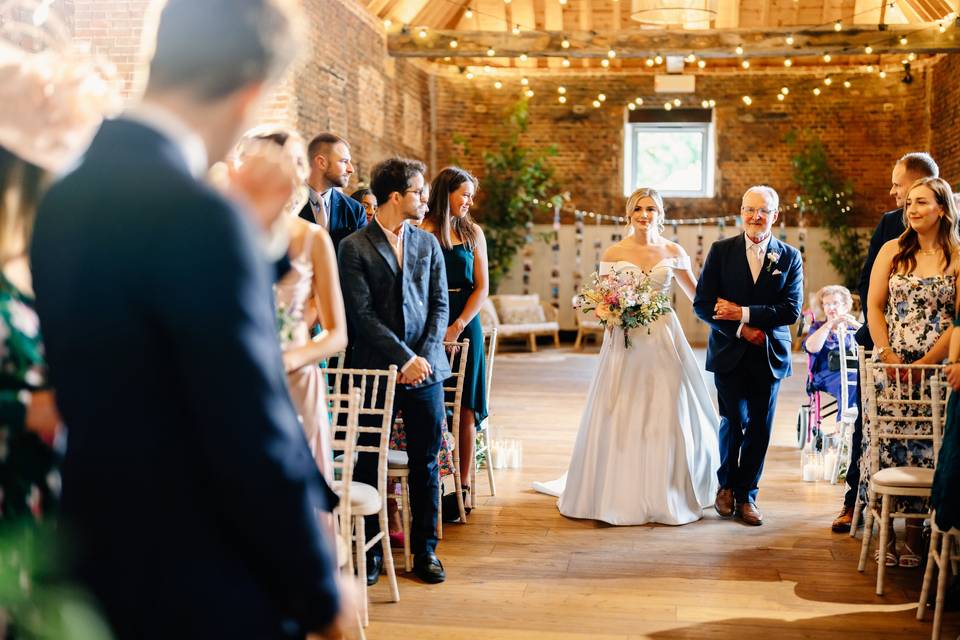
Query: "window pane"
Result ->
[[632, 129, 704, 193]]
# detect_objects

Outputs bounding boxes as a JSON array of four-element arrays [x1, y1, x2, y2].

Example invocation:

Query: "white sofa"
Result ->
[[479, 294, 560, 352]]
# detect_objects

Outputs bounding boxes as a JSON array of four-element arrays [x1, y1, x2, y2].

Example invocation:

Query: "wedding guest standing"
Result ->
[[30, 1, 345, 637], [299, 133, 366, 252], [865, 176, 959, 568], [422, 167, 488, 515]]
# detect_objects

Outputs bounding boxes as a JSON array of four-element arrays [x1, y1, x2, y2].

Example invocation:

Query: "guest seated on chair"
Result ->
[[802, 285, 860, 418]]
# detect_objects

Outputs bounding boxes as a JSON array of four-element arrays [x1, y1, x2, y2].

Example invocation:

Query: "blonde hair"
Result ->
[[625, 187, 665, 235], [814, 285, 853, 321]]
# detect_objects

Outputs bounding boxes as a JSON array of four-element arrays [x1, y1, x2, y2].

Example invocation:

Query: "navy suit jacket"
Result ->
[[337, 220, 451, 388], [855, 208, 904, 347], [693, 234, 804, 380], [298, 188, 366, 252], [31, 118, 339, 639]]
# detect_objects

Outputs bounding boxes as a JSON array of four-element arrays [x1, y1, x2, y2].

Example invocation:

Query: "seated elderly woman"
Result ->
[[802, 285, 861, 416]]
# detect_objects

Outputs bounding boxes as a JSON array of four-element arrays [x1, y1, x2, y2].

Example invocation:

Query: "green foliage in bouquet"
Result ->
[[787, 131, 866, 290], [452, 99, 562, 293]]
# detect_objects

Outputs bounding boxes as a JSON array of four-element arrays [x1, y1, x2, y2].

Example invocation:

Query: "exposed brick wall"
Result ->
[[931, 55, 960, 189], [433, 70, 932, 226]]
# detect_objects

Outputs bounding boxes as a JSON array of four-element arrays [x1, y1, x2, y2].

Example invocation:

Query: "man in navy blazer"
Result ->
[[338, 157, 451, 586], [299, 133, 367, 252], [831, 151, 940, 533], [30, 2, 343, 638], [694, 186, 803, 526]]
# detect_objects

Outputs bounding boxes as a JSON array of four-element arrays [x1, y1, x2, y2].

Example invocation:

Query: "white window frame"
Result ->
[[623, 119, 716, 199]]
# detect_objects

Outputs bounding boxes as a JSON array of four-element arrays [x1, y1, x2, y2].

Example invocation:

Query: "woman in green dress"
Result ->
[[423, 167, 489, 512]]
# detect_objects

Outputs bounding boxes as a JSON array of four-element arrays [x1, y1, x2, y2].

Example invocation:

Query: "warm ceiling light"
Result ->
[[559, 95, 567, 104], [908, 52, 916, 61], [562, 57, 571, 67], [525, 89, 534, 97], [697, 59, 706, 68], [512, 25, 521, 35], [654, 55, 663, 64], [521, 77, 529, 85], [494, 81, 503, 89], [864, 45, 873, 54], [824, 77, 832, 85], [685, 54, 696, 63], [607, 49, 616, 58], [443, 56, 451, 61], [558, 86, 566, 94], [939, 23, 947, 33], [879, 70, 887, 78], [701, 99, 709, 108], [519, 53, 529, 62], [600, 59, 610, 67], [843, 80, 851, 88], [742, 95, 752, 105], [813, 87, 822, 95], [598, 93, 607, 101], [708, 99, 716, 107], [559, 0, 567, 4], [593, 100, 601, 108], [741, 60, 750, 69], [465, 72, 474, 79], [786, 35, 795, 45], [673, 98, 681, 106], [777, 93, 785, 101], [834, 20, 842, 31], [735, 45, 744, 55], [645, 57, 655, 66], [627, 102, 636, 110], [465, 7, 473, 18], [823, 53, 832, 62], [780, 86, 789, 94], [418, 28, 427, 38], [384, 18, 393, 28], [900, 36, 909, 45], [664, 102, 673, 110], [449, 39, 458, 48], [866, 64, 875, 72], [487, 47, 495, 56], [784, 58, 793, 67], [635, 97, 644, 105], [561, 37, 570, 49]]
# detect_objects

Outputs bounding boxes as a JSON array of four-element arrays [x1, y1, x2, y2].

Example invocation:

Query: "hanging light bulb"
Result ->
[[834, 20, 842, 31], [600, 59, 610, 68], [654, 55, 663, 65], [939, 23, 947, 33], [823, 53, 832, 63], [813, 87, 822, 95], [685, 54, 696, 63], [561, 37, 570, 49], [664, 102, 673, 111], [559, 0, 567, 5], [697, 59, 706, 69], [843, 80, 851, 88], [701, 99, 709, 108], [418, 28, 428, 38], [465, 72, 474, 79], [559, 95, 567, 104], [735, 45, 744, 55], [512, 24, 521, 35], [824, 77, 832, 85], [879, 70, 887, 78], [864, 45, 873, 54], [777, 93, 785, 101], [486, 47, 495, 56], [494, 81, 503, 89], [866, 64, 875, 73], [708, 99, 716, 107], [525, 89, 534, 97], [673, 98, 681, 106], [645, 58, 655, 67], [558, 86, 567, 94], [562, 57, 571, 67], [742, 95, 752, 105], [465, 7, 473, 18], [635, 97, 644, 105], [519, 53, 529, 62], [521, 77, 529, 85], [384, 18, 393, 28], [784, 58, 793, 67], [598, 93, 607, 102], [607, 48, 616, 58], [593, 100, 602, 108], [786, 35, 795, 45], [484, 65, 492, 73], [900, 36, 909, 45], [741, 60, 750, 69], [444, 56, 451, 62], [449, 39, 458, 48], [908, 52, 916, 61], [780, 87, 789, 95], [627, 102, 636, 110]]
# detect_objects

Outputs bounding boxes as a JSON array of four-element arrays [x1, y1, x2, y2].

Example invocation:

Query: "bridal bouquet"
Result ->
[[574, 268, 672, 348]]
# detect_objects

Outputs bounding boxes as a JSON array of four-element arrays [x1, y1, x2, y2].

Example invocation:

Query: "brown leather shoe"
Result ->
[[714, 488, 735, 518], [831, 505, 854, 533], [736, 502, 763, 526]]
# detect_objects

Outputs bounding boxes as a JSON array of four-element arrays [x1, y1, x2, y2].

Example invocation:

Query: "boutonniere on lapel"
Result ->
[[764, 251, 781, 274]]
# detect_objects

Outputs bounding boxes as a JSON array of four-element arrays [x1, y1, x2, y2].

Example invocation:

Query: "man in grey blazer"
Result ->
[[338, 157, 451, 585]]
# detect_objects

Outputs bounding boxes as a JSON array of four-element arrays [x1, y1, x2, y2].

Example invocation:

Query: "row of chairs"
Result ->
[[848, 349, 958, 639], [321, 328, 500, 629]]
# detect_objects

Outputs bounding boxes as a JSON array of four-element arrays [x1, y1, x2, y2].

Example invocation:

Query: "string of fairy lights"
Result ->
[[387, 1, 959, 111]]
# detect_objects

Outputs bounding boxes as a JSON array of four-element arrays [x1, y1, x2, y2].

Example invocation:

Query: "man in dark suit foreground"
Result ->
[[31, 1, 344, 638], [338, 157, 451, 585]]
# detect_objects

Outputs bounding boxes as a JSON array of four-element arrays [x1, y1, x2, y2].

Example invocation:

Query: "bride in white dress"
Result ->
[[533, 187, 720, 525]]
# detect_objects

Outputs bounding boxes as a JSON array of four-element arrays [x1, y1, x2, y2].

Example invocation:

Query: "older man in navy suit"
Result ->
[[694, 186, 804, 526], [299, 133, 367, 252]]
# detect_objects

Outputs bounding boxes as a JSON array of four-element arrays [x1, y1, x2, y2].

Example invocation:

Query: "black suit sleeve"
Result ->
[[693, 242, 740, 338], [338, 238, 417, 366], [746, 249, 804, 329], [151, 195, 339, 631], [859, 214, 893, 306], [414, 234, 450, 359]]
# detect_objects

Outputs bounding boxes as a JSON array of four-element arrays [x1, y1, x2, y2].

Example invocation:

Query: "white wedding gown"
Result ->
[[533, 258, 720, 525]]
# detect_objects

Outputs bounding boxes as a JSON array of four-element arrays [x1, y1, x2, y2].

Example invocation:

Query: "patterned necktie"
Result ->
[[313, 192, 329, 229]]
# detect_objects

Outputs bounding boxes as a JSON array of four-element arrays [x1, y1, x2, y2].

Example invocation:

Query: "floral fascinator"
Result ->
[[0, 0, 122, 173]]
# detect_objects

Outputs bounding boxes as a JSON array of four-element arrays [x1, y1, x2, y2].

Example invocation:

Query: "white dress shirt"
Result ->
[[738, 233, 772, 338]]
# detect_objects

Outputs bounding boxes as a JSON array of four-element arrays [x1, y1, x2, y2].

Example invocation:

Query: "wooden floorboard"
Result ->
[[366, 345, 960, 639]]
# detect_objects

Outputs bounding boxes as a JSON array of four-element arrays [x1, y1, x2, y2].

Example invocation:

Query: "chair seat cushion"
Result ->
[[872, 467, 935, 488], [331, 480, 381, 515], [387, 449, 408, 469], [497, 322, 559, 335]]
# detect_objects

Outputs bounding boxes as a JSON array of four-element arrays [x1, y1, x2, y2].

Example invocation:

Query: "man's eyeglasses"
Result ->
[[404, 187, 428, 198], [741, 206, 777, 217]]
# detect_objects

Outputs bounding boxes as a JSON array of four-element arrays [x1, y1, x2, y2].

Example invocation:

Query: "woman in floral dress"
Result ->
[[865, 177, 960, 567]]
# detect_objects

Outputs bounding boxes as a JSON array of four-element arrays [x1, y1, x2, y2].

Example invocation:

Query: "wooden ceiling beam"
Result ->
[[388, 23, 960, 57]]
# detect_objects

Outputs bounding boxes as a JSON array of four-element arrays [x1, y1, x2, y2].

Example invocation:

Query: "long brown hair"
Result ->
[[0, 147, 46, 264], [425, 167, 480, 251], [891, 177, 960, 275]]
